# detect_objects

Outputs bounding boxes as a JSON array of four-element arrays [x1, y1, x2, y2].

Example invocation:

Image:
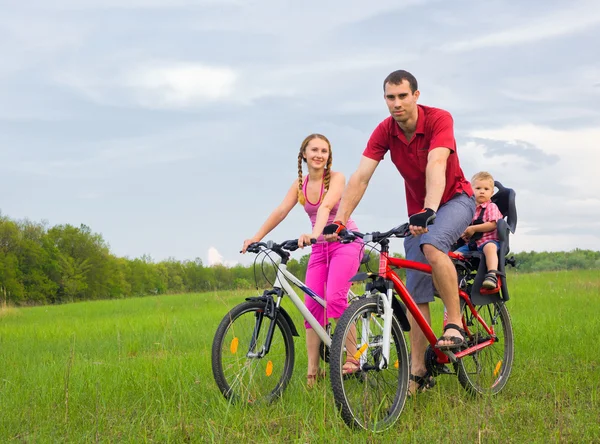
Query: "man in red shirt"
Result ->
[[325, 70, 475, 395]]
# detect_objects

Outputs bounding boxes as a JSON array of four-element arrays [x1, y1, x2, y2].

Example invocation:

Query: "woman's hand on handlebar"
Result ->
[[241, 237, 260, 253], [298, 234, 315, 248]]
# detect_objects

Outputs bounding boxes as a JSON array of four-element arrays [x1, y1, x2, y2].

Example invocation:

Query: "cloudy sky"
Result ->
[[1, 0, 599, 266]]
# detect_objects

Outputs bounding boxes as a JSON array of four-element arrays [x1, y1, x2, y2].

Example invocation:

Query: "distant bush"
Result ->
[[512, 249, 600, 273], [0, 212, 598, 305]]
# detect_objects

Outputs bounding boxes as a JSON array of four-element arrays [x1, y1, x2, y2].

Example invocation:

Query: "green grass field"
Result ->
[[1, 270, 599, 442]]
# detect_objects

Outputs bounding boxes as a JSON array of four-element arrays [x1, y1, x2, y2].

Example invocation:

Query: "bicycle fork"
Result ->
[[246, 291, 282, 359], [378, 288, 394, 370], [358, 289, 394, 371]]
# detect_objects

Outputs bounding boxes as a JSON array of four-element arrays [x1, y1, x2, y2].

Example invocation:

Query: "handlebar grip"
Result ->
[[242, 241, 264, 254], [339, 229, 357, 244]]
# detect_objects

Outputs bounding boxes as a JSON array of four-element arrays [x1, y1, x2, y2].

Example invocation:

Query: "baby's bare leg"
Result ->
[[482, 242, 498, 271]]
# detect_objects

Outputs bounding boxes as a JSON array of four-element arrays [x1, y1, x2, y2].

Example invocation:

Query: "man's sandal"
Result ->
[[435, 323, 467, 350], [408, 372, 436, 397]]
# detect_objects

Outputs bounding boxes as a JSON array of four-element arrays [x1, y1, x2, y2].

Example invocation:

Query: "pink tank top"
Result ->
[[303, 176, 358, 241]]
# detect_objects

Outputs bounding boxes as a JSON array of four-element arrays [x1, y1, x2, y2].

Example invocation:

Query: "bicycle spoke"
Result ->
[[456, 301, 514, 395], [212, 301, 295, 404], [330, 298, 409, 431]]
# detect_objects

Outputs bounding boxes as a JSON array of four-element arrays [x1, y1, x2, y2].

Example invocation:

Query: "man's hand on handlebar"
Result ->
[[408, 208, 436, 236], [323, 220, 346, 242]]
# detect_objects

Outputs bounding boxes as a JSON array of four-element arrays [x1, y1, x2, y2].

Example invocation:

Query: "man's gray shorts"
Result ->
[[404, 193, 476, 304]]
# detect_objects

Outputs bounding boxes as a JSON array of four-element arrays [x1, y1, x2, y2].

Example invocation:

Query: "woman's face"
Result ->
[[303, 138, 330, 170]]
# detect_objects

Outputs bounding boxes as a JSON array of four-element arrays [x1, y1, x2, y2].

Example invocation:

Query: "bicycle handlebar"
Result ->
[[244, 238, 317, 258], [244, 222, 410, 257], [338, 222, 411, 244]]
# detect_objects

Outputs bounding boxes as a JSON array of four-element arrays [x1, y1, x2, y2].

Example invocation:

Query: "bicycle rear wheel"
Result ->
[[330, 297, 409, 432], [211, 300, 295, 404], [455, 300, 514, 395]]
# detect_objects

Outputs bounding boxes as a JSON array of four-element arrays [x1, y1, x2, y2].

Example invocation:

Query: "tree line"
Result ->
[[0, 213, 598, 306]]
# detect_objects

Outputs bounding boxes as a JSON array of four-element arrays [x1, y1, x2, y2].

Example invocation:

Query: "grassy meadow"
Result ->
[[0, 270, 599, 442]]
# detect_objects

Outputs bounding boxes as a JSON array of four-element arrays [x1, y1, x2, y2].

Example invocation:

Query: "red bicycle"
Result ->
[[329, 222, 515, 431]]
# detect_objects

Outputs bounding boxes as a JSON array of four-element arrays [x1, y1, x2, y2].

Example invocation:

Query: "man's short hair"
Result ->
[[383, 70, 418, 93]]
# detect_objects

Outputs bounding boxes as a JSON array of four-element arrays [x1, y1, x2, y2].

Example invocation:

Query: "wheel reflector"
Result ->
[[494, 360, 502, 377], [354, 343, 368, 360], [266, 361, 273, 376], [230, 337, 239, 354]]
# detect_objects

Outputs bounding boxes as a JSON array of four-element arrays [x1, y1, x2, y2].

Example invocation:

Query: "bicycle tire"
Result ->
[[330, 297, 409, 432], [211, 300, 295, 404], [455, 300, 514, 395]]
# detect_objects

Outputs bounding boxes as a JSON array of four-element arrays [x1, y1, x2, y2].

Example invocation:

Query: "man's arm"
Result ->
[[334, 156, 380, 224], [423, 147, 451, 212], [409, 147, 451, 236]]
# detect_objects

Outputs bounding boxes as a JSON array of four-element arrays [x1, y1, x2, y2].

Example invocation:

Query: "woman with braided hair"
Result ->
[[241, 134, 362, 388]]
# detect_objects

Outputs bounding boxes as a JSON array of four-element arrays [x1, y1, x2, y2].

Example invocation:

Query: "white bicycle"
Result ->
[[211, 237, 364, 403]]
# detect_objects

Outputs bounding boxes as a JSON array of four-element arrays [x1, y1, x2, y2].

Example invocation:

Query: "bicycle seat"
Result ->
[[492, 181, 517, 235]]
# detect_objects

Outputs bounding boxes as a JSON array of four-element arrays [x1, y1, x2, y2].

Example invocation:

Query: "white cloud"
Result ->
[[440, 1, 600, 52], [207, 247, 237, 267], [465, 124, 600, 250], [512, 232, 600, 253], [468, 124, 598, 161], [497, 66, 600, 106], [3, 0, 600, 263], [126, 63, 237, 107], [57, 61, 238, 109], [20, 0, 242, 9], [461, 141, 533, 170], [207, 247, 222, 266], [1, 122, 213, 178], [186, 1, 424, 34]]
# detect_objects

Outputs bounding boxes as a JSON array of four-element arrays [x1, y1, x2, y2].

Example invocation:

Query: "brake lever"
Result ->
[[339, 230, 356, 244]]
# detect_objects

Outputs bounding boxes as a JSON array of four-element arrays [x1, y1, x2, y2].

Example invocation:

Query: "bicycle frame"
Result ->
[[378, 249, 498, 365], [270, 262, 357, 347]]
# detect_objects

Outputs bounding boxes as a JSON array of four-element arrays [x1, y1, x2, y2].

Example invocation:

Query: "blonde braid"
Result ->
[[323, 152, 332, 197], [297, 151, 306, 205]]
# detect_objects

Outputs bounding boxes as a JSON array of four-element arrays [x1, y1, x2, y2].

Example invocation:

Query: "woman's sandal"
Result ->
[[408, 372, 436, 397], [482, 270, 499, 289], [342, 357, 361, 376], [306, 368, 326, 388], [435, 323, 467, 351]]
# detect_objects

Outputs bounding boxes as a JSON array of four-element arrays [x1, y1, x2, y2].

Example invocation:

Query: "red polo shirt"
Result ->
[[363, 104, 473, 215]]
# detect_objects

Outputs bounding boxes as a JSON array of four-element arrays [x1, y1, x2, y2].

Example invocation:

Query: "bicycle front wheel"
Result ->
[[455, 300, 514, 395], [211, 300, 295, 404], [330, 297, 409, 432]]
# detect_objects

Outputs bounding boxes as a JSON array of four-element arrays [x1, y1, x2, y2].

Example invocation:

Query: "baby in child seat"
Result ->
[[455, 171, 503, 289]]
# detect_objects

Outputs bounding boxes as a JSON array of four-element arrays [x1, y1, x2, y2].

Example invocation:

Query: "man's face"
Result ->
[[384, 80, 420, 123]]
